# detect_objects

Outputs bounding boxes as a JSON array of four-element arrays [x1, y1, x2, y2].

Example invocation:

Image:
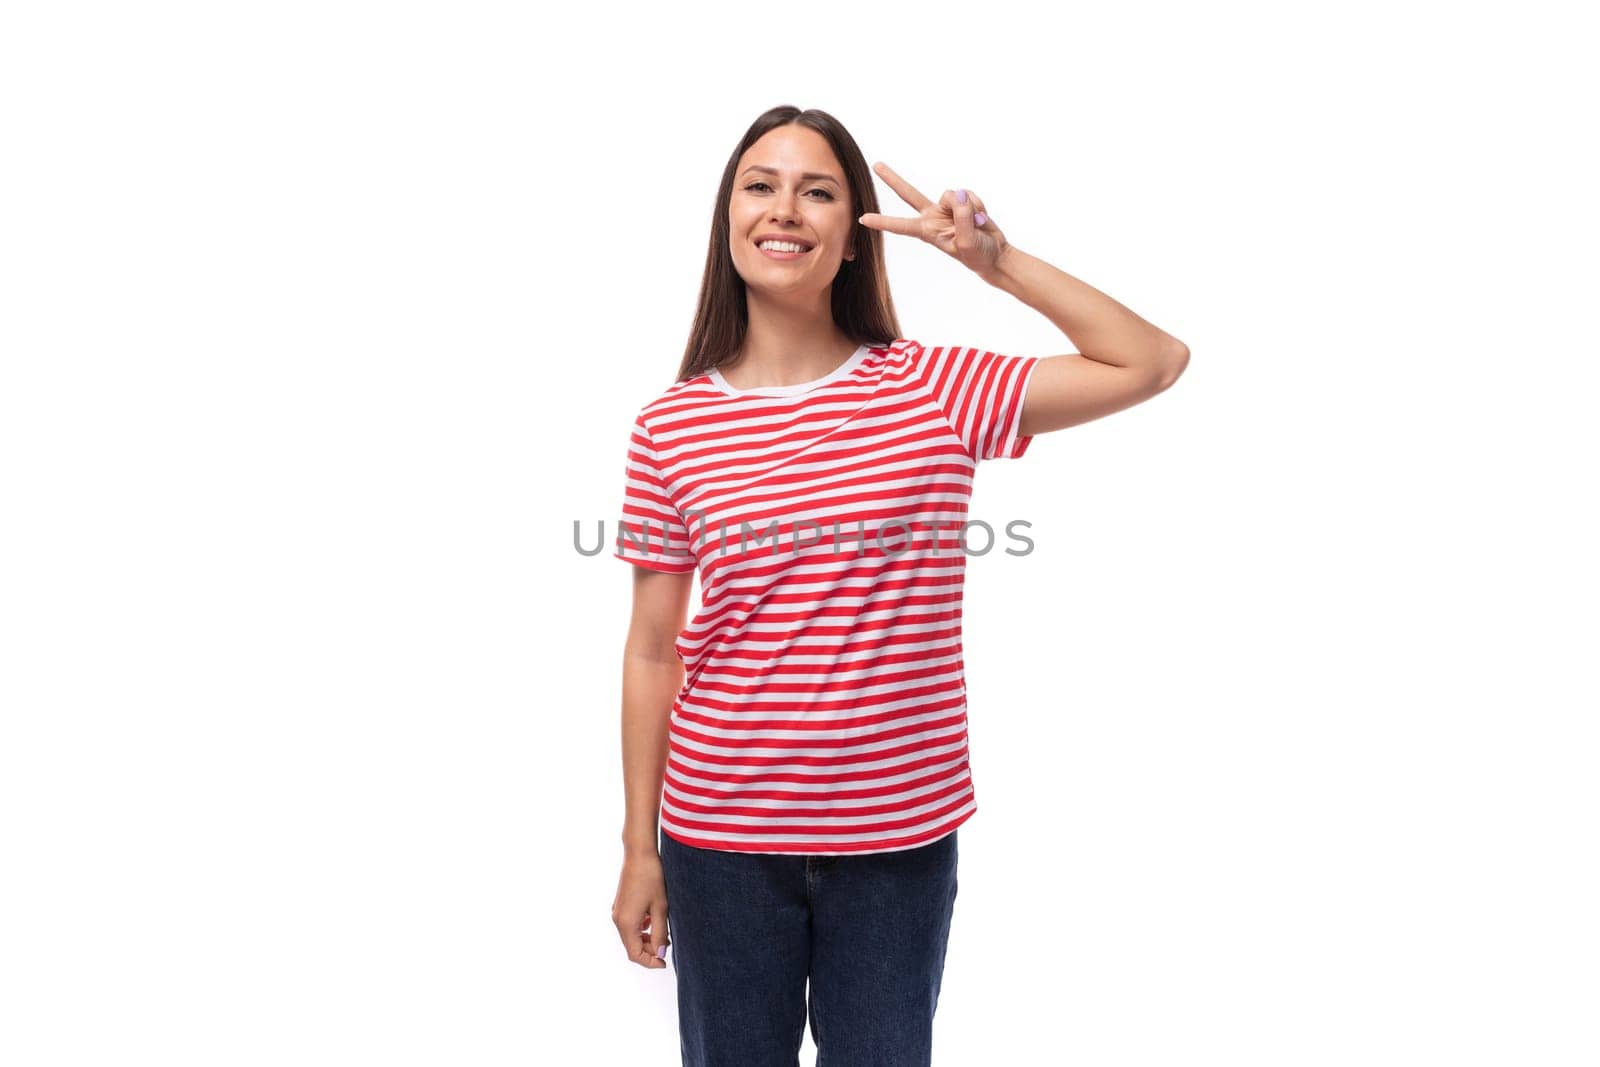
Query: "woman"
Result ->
[[610, 104, 1188, 1066]]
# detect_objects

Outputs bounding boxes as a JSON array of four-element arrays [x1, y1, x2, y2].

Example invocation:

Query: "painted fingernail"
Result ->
[[974, 212, 987, 226], [656, 944, 668, 958], [957, 189, 968, 204]]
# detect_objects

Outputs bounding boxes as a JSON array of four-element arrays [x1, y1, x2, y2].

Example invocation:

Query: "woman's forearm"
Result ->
[[621, 653, 684, 856], [982, 244, 1187, 373]]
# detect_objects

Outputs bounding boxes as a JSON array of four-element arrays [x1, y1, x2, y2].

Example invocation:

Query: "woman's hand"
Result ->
[[857, 161, 1012, 282], [612, 852, 671, 970]]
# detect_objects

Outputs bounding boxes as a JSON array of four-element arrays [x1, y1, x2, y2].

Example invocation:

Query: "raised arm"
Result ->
[[980, 245, 1189, 437], [856, 160, 1188, 438]]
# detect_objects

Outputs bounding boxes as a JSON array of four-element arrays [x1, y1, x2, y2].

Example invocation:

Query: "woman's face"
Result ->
[[728, 125, 855, 299]]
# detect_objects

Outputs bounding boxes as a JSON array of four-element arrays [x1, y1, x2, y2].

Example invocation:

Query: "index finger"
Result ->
[[870, 161, 933, 213]]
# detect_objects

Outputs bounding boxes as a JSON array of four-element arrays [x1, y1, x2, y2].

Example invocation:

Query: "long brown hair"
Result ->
[[674, 105, 902, 384]]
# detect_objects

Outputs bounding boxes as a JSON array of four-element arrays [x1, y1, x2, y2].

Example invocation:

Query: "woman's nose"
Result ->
[[771, 190, 801, 221]]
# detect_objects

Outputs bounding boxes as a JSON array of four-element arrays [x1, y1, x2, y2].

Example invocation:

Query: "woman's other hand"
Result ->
[[612, 852, 671, 969]]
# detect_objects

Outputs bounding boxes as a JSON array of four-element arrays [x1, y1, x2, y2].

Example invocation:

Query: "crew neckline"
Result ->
[[709, 343, 870, 398]]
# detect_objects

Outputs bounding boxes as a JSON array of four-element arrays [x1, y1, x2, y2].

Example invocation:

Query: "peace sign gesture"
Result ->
[[857, 161, 1012, 281]]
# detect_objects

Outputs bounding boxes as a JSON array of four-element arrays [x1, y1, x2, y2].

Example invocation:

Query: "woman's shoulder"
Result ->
[[627, 365, 721, 419], [872, 337, 925, 363]]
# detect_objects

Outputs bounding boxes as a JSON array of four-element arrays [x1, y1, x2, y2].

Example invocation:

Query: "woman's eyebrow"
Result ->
[[741, 165, 842, 186]]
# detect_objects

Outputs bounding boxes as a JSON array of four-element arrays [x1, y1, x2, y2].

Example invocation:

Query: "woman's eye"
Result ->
[[746, 182, 834, 200]]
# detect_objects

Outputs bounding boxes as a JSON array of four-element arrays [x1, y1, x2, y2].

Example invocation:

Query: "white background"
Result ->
[[4, 1, 1597, 1064]]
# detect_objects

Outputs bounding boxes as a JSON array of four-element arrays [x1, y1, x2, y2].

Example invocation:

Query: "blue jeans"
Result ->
[[658, 827, 960, 1067]]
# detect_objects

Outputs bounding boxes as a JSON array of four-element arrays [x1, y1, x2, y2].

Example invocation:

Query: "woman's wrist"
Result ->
[[622, 831, 661, 858], [979, 243, 1022, 289]]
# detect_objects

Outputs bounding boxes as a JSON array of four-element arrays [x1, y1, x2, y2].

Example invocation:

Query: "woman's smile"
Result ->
[[756, 242, 812, 261]]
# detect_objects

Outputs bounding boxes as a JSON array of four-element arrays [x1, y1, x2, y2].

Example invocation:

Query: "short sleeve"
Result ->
[[916, 343, 1043, 461], [613, 412, 698, 573]]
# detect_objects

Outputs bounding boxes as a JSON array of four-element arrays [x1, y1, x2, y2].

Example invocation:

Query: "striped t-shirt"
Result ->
[[614, 337, 1041, 855]]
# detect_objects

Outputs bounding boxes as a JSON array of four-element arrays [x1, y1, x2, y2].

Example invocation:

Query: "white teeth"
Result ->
[[758, 241, 810, 253]]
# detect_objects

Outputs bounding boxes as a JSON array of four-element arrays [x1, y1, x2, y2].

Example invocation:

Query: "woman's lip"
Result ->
[[757, 243, 812, 261]]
